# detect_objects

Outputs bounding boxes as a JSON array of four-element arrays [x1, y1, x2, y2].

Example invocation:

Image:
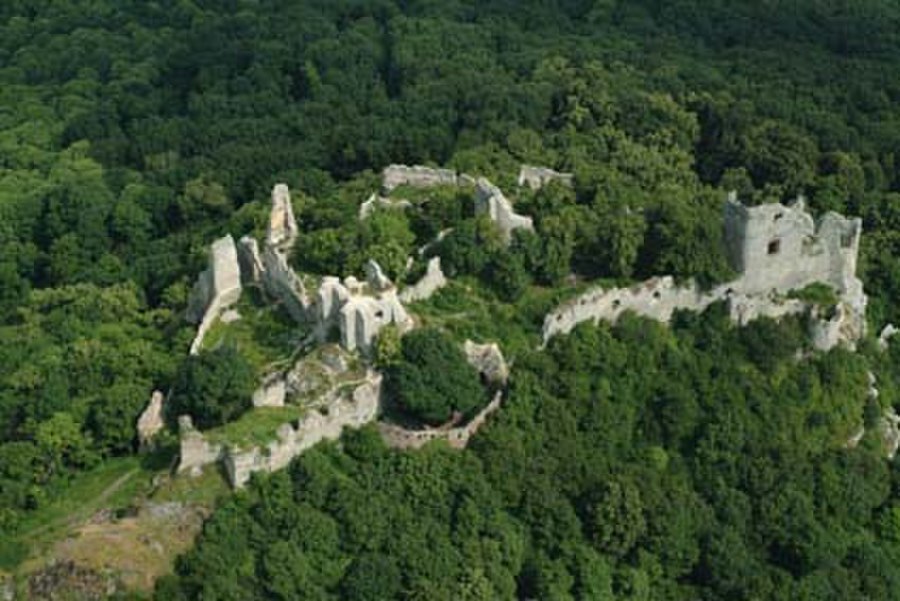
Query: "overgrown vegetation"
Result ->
[[3, 0, 900, 597]]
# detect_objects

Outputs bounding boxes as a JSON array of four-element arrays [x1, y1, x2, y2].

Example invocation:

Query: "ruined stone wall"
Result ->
[[382, 164, 460, 192], [261, 244, 310, 322], [176, 416, 225, 476], [359, 193, 413, 219], [517, 165, 574, 190], [187, 235, 243, 354], [378, 390, 503, 451], [266, 183, 298, 250], [723, 194, 862, 296], [543, 195, 867, 350], [463, 340, 509, 386], [474, 178, 534, 243], [399, 257, 448, 303], [136, 391, 165, 449], [225, 372, 382, 488]]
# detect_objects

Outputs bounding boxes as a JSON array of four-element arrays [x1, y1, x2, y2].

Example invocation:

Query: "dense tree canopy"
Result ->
[[3, 1, 900, 597]]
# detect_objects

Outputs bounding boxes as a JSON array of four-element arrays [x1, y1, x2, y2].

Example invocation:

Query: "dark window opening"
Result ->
[[840, 233, 854, 248], [767, 239, 781, 255], [612, 299, 621, 309], [774, 212, 784, 222]]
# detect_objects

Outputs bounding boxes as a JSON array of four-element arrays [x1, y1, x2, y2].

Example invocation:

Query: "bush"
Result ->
[[166, 345, 256, 430], [385, 328, 486, 426]]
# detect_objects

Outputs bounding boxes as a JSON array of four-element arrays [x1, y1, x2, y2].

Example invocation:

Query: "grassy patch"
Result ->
[[202, 287, 302, 374], [787, 282, 839, 308], [205, 406, 308, 448]]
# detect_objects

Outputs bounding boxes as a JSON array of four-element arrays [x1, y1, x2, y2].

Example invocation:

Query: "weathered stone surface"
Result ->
[[382, 164, 459, 192], [252, 375, 286, 408], [474, 177, 534, 243], [463, 340, 509, 386], [313, 276, 412, 353], [365, 259, 393, 291], [517, 165, 574, 190], [359, 193, 413, 219], [176, 416, 225, 476], [187, 235, 243, 354], [723, 193, 861, 296], [400, 257, 448, 303], [236, 235, 264, 284], [136, 390, 165, 450], [261, 244, 310, 322], [266, 183, 298, 251]]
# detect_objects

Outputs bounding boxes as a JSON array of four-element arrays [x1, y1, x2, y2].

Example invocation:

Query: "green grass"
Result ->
[[202, 287, 303, 374], [787, 282, 840, 308], [205, 406, 308, 448]]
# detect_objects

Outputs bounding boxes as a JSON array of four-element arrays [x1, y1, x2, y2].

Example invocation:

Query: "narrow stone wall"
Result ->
[[359, 193, 413, 219], [474, 178, 534, 243], [517, 165, 574, 190], [400, 257, 448, 303], [382, 164, 460, 192], [378, 390, 503, 450]]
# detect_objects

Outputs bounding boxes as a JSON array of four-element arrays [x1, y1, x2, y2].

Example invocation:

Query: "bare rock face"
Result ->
[[400, 257, 448, 303], [463, 340, 509, 386], [266, 183, 298, 251], [517, 165, 574, 190], [252, 375, 286, 408], [474, 177, 534, 243], [880, 408, 900, 460], [136, 390, 165, 450]]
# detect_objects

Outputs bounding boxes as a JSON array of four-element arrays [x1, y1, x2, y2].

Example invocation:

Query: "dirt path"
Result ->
[[23, 468, 139, 540]]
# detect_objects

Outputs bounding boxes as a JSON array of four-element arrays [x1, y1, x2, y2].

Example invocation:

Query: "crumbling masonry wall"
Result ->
[[186, 235, 242, 354], [543, 195, 867, 350], [474, 178, 534, 243]]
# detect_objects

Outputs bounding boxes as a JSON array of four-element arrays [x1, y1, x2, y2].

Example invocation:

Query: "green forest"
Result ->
[[3, 0, 900, 598]]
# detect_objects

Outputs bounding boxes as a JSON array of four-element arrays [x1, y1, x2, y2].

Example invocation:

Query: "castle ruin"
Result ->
[[543, 194, 867, 350]]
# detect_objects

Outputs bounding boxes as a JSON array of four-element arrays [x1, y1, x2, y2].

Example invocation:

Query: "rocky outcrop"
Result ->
[[463, 340, 509, 386], [186, 235, 243, 354], [517, 165, 574, 190], [400, 257, 448, 303], [474, 177, 534, 243], [136, 390, 165, 450], [382, 164, 460, 192]]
